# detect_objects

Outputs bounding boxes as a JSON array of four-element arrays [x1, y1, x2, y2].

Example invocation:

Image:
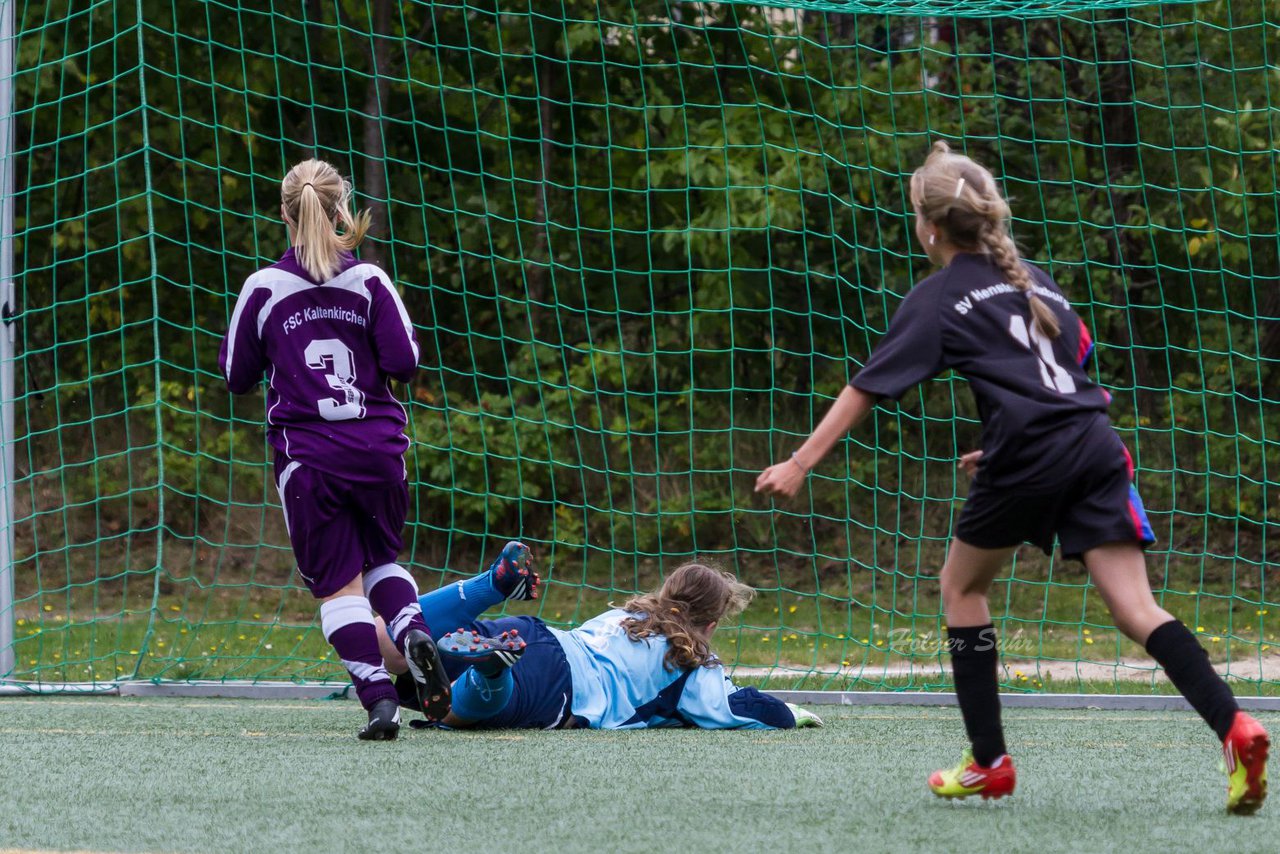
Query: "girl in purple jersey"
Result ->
[[755, 142, 1267, 813], [219, 159, 451, 740]]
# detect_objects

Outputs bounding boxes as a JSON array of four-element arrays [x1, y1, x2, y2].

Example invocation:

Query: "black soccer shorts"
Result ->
[[955, 433, 1156, 561]]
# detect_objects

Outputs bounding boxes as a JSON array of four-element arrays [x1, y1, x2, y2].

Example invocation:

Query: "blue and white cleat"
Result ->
[[489, 540, 540, 601], [437, 628, 528, 674]]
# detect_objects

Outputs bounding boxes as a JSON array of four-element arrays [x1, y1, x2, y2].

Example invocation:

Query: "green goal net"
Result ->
[[3, 0, 1276, 694]]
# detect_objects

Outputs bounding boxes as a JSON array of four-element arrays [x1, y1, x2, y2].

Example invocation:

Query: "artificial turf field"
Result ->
[[0, 698, 1275, 853]]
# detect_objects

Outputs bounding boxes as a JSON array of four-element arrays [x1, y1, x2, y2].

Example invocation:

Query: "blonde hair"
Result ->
[[280, 159, 372, 281], [910, 141, 1060, 339], [620, 562, 755, 671]]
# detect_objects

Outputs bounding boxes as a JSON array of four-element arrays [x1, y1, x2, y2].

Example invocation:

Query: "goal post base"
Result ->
[[3, 681, 1280, 712]]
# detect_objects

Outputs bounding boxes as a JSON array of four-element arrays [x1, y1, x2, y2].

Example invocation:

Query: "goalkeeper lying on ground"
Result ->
[[376, 543, 823, 731]]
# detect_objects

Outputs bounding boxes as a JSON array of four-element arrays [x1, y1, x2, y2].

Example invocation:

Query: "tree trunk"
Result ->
[[526, 54, 554, 308], [361, 0, 394, 268]]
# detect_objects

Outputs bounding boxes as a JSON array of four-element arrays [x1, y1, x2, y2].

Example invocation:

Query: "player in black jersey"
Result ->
[[756, 142, 1267, 813]]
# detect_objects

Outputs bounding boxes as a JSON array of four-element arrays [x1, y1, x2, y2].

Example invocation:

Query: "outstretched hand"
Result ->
[[958, 449, 983, 478], [755, 458, 807, 499]]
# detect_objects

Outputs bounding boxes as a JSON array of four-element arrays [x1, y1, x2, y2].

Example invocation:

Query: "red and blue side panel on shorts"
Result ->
[[1121, 444, 1157, 546], [1126, 484, 1156, 546]]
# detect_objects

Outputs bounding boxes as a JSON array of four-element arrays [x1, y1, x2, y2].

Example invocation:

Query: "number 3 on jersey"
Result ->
[[304, 338, 366, 421], [1007, 314, 1076, 394]]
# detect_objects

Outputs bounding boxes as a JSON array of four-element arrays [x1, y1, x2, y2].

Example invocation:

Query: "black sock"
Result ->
[[947, 624, 1007, 767], [475, 656, 516, 679], [1145, 619, 1239, 740], [394, 672, 421, 712]]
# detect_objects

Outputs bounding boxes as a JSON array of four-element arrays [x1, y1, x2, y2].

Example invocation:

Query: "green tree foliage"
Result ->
[[10, 1, 1277, 588]]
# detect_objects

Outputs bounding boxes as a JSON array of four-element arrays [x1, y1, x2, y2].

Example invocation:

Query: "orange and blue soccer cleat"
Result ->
[[489, 540, 540, 601], [928, 749, 1016, 800], [437, 627, 528, 674], [1224, 711, 1269, 815]]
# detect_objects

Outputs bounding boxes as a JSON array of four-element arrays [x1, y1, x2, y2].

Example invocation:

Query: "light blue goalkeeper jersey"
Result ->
[[550, 609, 795, 730]]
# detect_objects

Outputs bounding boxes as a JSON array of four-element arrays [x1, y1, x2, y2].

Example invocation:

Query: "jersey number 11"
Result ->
[[1007, 314, 1076, 394]]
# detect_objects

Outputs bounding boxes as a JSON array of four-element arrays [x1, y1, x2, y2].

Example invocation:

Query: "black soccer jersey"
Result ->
[[851, 253, 1109, 490]]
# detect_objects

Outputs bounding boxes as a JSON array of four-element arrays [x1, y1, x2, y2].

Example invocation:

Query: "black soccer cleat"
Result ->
[[437, 628, 528, 677], [403, 628, 452, 722], [489, 540, 541, 601], [358, 697, 401, 741]]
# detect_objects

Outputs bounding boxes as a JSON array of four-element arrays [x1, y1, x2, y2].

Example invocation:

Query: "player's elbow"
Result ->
[[224, 373, 258, 395], [382, 358, 418, 384], [384, 367, 417, 385]]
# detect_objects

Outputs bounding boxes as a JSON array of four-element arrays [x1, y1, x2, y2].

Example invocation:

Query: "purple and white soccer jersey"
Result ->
[[219, 248, 418, 484], [219, 248, 420, 595]]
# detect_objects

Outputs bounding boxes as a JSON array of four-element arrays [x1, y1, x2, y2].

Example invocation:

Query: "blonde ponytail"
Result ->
[[979, 222, 1060, 339], [281, 159, 372, 281], [909, 141, 1059, 339]]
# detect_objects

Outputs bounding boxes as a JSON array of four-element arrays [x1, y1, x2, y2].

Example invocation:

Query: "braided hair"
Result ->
[[910, 141, 1059, 339]]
